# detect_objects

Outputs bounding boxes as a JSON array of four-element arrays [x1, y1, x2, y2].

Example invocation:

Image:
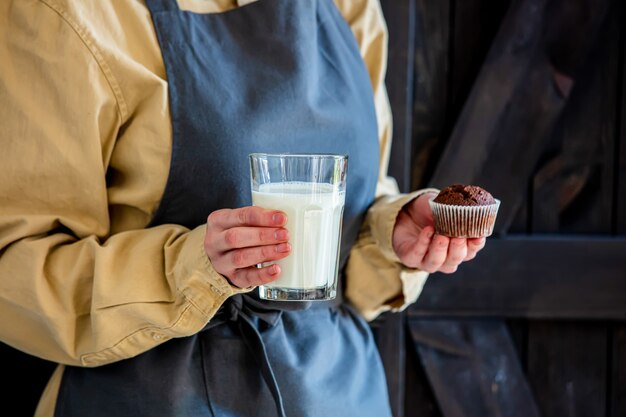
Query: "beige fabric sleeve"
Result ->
[[0, 1, 247, 367], [335, 0, 438, 320]]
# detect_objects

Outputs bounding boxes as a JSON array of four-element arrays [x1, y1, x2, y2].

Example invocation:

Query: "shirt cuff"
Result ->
[[172, 224, 253, 322], [80, 225, 252, 366]]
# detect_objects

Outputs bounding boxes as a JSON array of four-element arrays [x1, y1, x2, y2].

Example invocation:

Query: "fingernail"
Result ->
[[274, 229, 289, 241], [268, 264, 280, 275], [276, 243, 291, 253], [272, 213, 286, 225]]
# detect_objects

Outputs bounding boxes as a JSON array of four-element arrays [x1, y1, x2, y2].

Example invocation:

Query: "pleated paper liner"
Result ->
[[428, 199, 501, 238]]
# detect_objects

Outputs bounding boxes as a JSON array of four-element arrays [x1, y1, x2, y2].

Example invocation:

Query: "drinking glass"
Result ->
[[249, 153, 348, 301]]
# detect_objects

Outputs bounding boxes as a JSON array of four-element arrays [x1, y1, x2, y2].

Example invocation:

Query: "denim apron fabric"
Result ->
[[54, 0, 390, 416]]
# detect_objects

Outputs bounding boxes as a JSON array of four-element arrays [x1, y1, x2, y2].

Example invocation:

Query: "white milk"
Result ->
[[252, 182, 345, 289]]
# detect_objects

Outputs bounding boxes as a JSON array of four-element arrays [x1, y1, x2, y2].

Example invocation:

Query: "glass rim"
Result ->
[[249, 152, 348, 160]]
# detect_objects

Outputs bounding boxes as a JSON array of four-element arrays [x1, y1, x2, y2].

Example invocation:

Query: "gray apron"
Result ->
[[54, 0, 390, 415]]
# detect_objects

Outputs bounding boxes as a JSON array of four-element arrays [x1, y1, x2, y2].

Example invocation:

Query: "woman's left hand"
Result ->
[[392, 192, 486, 273]]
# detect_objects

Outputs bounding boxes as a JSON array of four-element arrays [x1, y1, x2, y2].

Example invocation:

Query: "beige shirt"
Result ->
[[0, 0, 433, 414]]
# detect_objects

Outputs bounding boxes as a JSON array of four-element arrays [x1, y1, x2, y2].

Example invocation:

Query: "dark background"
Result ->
[[373, 0, 626, 416]]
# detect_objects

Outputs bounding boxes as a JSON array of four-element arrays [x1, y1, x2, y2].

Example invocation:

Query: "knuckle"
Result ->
[[451, 253, 466, 264], [424, 259, 438, 270], [425, 256, 446, 272], [238, 208, 249, 224], [232, 250, 247, 268], [224, 229, 239, 247], [472, 239, 486, 250], [260, 265, 279, 283], [230, 272, 245, 288], [442, 266, 458, 274], [207, 210, 226, 227], [262, 245, 275, 258]]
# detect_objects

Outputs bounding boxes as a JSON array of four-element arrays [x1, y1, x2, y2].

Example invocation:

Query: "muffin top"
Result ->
[[433, 184, 496, 206]]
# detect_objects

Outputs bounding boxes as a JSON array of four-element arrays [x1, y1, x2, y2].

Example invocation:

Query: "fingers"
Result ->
[[465, 237, 486, 261], [420, 235, 450, 273], [438, 238, 468, 273], [231, 264, 282, 289], [423, 236, 485, 274], [205, 206, 292, 288], [229, 243, 291, 270], [214, 226, 289, 252], [212, 243, 291, 288], [208, 207, 287, 230]]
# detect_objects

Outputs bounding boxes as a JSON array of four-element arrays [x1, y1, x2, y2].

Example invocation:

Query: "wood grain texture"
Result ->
[[616, 0, 626, 235], [381, 0, 417, 193], [527, 322, 608, 417], [404, 334, 442, 417], [428, 0, 612, 234], [409, 236, 626, 319], [531, 3, 621, 234], [378, 1, 624, 416], [448, 0, 511, 126], [610, 325, 626, 417], [409, 319, 540, 417], [409, 0, 451, 189]]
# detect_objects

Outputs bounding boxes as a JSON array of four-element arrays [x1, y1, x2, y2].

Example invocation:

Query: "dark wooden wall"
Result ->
[[374, 0, 626, 416]]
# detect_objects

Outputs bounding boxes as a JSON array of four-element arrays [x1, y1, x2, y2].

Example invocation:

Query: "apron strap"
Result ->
[[212, 297, 286, 417], [237, 312, 287, 417], [145, 0, 179, 13], [204, 294, 341, 417]]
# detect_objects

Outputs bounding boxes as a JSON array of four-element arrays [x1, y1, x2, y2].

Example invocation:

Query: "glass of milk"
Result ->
[[249, 153, 347, 301]]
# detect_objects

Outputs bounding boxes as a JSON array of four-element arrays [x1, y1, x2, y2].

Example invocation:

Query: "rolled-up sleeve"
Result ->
[[0, 1, 247, 367]]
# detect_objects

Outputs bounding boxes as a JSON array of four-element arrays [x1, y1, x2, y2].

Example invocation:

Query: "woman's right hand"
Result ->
[[204, 206, 291, 288]]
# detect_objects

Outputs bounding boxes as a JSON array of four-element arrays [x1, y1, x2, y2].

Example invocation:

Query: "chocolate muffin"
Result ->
[[428, 184, 500, 238], [433, 184, 496, 206]]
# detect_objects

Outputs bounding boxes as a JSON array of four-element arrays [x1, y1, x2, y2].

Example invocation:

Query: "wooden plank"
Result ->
[[448, 0, 511, 123], [372, 312, 406, 417], [380, 0, 417, 193], [409, 0, 451, 189], [409, 319, 540, 417], [505, 320, 527, 371], [527, 322, 608, 417], [408, 236, 626, 319], [611, 325, 626, 417], [447, 0, 524, 232], [617, 0, 626, 234], [404, 332, 442, 417], [428, 0, 611, 234], [531, 3, 621, 234]]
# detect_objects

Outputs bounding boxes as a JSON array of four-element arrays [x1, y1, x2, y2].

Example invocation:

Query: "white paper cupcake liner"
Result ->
[[428, 199, 501, 238]]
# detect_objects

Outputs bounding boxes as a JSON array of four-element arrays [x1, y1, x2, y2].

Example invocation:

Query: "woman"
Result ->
[[0, 0, 485, 416]]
